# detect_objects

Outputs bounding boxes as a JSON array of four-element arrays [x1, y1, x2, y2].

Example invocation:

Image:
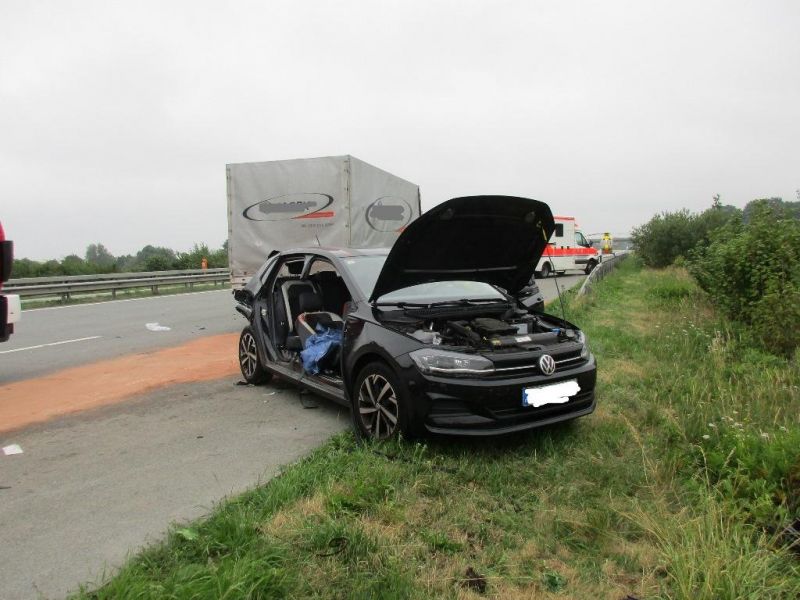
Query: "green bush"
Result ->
[[688, 201, 800, 356], [631, 205, 739, 268], [175, 243, 229, 270], [631, 209, 700, 268]]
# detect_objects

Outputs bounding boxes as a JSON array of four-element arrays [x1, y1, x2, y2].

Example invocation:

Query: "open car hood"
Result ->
[[369, 195, 555, 302]]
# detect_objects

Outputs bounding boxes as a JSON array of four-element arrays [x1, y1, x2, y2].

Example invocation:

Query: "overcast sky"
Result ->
[[2, 0, 798, 260]]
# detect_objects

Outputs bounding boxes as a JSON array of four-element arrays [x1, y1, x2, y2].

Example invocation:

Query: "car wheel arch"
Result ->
[[346, 350, 396, 397]]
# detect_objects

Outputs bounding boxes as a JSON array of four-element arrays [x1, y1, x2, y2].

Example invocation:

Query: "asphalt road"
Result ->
[[536, 273, 584, 307], [0, 378, 348, 600], [0, 289, 244, 384]]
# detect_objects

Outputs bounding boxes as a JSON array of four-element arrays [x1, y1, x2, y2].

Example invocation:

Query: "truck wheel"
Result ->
[[540, 262, 551, 278], [585, 260, 597, 275], [239, 327, 272, 385]]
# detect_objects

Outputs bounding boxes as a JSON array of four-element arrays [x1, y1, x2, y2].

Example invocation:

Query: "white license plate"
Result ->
[[522, 380, 580, 408]]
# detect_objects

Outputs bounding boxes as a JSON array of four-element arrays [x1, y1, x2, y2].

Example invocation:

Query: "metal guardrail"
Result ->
[[576, 251, 630, 297], [5, 268, 230, 300]]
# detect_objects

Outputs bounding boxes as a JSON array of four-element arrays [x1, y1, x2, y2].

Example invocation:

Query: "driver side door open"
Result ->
[[261, 255, 355, 384]]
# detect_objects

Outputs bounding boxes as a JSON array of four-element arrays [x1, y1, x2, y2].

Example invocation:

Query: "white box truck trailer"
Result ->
[[227, 155, 421, 288]]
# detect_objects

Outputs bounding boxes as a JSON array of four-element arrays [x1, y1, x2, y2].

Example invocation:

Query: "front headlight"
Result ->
[[577, 331, 590, 359], [409, 348, 494, 376]]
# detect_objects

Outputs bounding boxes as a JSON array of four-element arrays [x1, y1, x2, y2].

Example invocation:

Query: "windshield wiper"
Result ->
[[374, 298, 509, 309]]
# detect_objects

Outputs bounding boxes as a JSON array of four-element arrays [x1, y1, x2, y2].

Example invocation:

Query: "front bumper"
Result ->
[[402, 355, 597, 436]]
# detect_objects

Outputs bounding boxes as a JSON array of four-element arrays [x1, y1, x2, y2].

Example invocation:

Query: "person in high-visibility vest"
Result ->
[[201, 257, 208, 270], [601, 232, 612, 254]]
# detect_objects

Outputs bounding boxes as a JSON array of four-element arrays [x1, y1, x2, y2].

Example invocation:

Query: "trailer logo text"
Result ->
[[243, 193, 335, 221], [365, 197, 414, 232]]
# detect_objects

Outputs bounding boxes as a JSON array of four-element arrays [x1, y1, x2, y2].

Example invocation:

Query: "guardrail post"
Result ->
[[151, 285, 159, 295], [111, 289, 117, 299]]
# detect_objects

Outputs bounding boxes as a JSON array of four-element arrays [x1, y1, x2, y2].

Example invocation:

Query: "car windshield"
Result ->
[[342, 256, 388, 298], [343, 255, 506, 303]]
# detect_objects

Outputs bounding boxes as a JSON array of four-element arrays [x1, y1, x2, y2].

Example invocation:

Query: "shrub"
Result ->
[[688, 201, 800, 356], [175, 243, 229, 270], [631, 205, 739, 268], [631, 209, 700, 268]]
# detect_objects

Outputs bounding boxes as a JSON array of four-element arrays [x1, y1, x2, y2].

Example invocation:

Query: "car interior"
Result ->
[[263, 256, 352, 378]]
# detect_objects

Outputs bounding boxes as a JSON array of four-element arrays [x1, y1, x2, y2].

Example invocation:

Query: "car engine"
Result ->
[[384, 309, 577, 352]]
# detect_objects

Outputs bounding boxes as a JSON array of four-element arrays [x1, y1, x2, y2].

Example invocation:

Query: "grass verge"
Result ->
[[73, 259, 800, 599]]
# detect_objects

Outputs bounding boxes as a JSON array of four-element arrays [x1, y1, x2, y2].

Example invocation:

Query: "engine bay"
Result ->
[[382, 308, 579, 352]]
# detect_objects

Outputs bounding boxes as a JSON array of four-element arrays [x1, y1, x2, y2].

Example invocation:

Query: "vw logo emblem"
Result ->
[[538, 354, 556, 376]]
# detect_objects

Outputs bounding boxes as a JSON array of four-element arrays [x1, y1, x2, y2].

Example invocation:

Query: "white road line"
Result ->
[[0, 336, 102, 354], [23, 288, 231, 313]]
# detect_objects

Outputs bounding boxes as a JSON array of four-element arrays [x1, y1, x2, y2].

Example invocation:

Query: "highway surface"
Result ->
[[0, 272, 584, 599], [0, 289, 243, 384]]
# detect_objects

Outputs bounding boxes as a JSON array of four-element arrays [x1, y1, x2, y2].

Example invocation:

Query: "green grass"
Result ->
[[72, 259, 800, 599], [21, 281, 230, 309]]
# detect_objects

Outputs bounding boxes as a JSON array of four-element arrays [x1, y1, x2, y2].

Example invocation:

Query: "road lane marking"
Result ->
[[0, 336, 102, 354], [23, 288, 231, 313]]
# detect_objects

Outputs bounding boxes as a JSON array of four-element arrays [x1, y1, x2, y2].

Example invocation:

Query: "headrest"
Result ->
[[314, 270, 340, 282], [299, 291, 323, 313]]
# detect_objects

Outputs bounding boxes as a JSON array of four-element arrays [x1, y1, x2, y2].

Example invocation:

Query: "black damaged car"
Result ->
[[234, 195, 596, 439]]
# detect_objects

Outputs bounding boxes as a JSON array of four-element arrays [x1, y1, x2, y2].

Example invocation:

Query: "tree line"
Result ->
[[13, 242, 229, 278]]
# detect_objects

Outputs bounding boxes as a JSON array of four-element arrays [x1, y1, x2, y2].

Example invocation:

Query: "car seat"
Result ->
[[294, 291, 344, 346], [311, 270, 351, 316], [281, 280, 316, 334]]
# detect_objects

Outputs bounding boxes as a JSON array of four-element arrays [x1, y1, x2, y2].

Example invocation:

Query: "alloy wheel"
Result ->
[[239, 331, 259, 379], [357, 373, 399, 439]]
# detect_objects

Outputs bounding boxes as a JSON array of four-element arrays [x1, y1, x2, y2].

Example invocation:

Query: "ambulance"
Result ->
[[535, 216, 601, 277]]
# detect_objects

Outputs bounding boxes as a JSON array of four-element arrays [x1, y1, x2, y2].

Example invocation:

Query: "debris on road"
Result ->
[[300, 389, 319, 409], [2, 444, 23, 456], [145, 322, 171, 332]]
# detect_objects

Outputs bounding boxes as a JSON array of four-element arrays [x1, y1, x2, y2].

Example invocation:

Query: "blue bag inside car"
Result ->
[[300, 324, 343, 375]]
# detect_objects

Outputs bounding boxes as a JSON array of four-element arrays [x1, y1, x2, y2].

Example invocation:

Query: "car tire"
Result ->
[[351, 361, 412, 441], [584, 260, 597, 275], [238, 326, 272, 385], [540, 262, 551, 278]]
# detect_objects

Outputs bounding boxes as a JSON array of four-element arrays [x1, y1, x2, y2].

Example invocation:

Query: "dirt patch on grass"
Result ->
[[0, 333, 239, 432], [599, 358, 648, 385], [258, 493, 327, 537], [626, 308, 666, 335]]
